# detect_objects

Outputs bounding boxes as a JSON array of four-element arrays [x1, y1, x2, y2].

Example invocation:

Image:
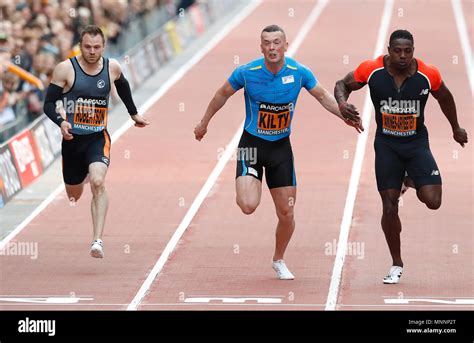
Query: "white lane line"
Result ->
[[0, 1, 258, 250], [127, 0, 329, 311], [125, 119, 242, 311], [288, 0, 329, 56], [0, 297, 94, 304], [324, 0, 394, 311], [2, 302, 473, 307], [0, 185, 64, 251], [184, 297, 283, 304], [385, 298, 474, 305], [451, 0, 474, 95]]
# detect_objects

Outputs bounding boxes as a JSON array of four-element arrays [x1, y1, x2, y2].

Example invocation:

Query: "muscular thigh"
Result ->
[[374, 138, 405, 191], [405, 141, 441, 190]]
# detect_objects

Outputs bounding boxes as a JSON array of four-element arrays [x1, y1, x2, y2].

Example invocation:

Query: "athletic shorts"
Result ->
[[61, 129, 111, 185], [236, 130, 296, 189], [374, 135, 441, 191]]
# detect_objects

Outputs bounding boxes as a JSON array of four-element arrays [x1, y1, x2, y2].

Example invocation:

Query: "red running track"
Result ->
[[0, 0, 471, 311]]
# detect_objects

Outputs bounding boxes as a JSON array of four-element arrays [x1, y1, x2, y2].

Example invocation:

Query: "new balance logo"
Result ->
[[419, 89, 429, 95], [431, 170, 440, 176]]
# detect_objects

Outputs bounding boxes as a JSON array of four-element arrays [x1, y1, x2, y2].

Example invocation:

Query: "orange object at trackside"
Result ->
[[6, 62, 45, 90]]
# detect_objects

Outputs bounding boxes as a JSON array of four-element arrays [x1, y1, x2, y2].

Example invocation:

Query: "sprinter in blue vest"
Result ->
[[194, 25, 362, 280]]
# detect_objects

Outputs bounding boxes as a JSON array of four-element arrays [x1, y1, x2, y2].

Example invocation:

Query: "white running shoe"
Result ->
[[272, 259, 295, 280], [90, 239, 104, 258], [383, 266, 403, 284]]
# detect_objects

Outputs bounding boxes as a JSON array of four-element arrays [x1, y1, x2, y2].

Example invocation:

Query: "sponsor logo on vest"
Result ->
[[257, 102, 292, 136], [282, 75, 294, 84], [76, 97, 107, 106], [380, 98, 420, 116], [73, 97, 108, 129], [419, 88, 429, 95], [380, 97, 421, 137]]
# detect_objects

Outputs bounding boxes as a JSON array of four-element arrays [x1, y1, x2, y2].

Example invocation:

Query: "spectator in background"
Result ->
[[18, 35, 39, 72], [100, 0, 128, 30], [0, 68, 18, 127], [0, 32, 9, 50], [0, 0, 172, 141], [26, 52, 55, 122], [0, 85, 15, 127], [72, 2, 94, 44], [16, 2, 33, 22]]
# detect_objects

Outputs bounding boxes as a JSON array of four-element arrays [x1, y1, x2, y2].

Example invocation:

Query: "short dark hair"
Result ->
[[80, 25, 105, 45], [262, 24, 286, 38], [389, 29, 414, 47]]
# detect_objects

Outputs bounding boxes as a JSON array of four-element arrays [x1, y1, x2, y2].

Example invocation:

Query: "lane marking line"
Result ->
[[184, 297, 283, 304], [324, 0, 394, 311], [451, 0, 474, 95], [127, 0, 330, 311], [0, 297, 94, 304], [0, 1, 258, 249], [0, 185, 64, 250], [384, 298, 474, 305], [1, 302, 473, 307]]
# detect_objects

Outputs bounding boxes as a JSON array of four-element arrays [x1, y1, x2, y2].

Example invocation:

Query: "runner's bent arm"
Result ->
[[43, 61, 73, 139], [431, 81, 468, 147], [309, 82, 364, 133], [308, 83, 345, 119], [43, 61, 68, 127], [109, 59, 149, 127], [194, 81, 237, 141], [201, 81, 237, 125], [334, 71, 365, 121]]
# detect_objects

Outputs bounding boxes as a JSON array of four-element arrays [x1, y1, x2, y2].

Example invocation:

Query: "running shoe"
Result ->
[[90, 239, 104, 258], [272, 259, 295, 280], [383, 265, 403, 284]]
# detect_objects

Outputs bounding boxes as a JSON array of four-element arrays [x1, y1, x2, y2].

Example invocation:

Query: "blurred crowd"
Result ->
[[0, 0, 192, 134]]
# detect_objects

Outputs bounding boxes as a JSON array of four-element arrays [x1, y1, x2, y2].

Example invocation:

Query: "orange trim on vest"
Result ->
[[353, 55, 384, 83]]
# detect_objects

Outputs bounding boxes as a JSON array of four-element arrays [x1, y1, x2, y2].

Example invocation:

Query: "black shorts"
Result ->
[[236, 130, 296, 189], [374, 135, 441, 191], [61, 130, 111, 185]]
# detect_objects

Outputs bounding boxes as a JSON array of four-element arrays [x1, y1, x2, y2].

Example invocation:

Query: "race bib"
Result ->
[[382, 112, 417, 137], [257, 102, 292, 136], [73, 97, 108, 132]]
